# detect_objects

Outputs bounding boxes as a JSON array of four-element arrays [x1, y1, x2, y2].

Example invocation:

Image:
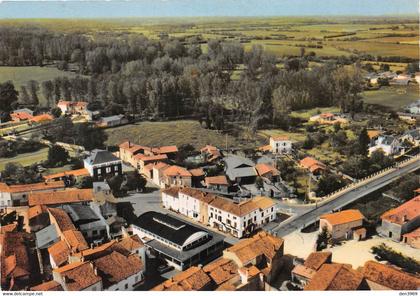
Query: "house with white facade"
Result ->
[[368, 135, 402, 156], [269, 136, 293, 154], [161, 186, 276, 238], [0, 180, 65, 208]]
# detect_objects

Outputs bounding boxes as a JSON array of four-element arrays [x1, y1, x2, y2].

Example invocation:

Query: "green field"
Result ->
[[1, 17, 418, 59], [362, 85, 419, 111], [0, 66, 84, 106], [105, 120, 262, 149], [0, 147, 49, 170]]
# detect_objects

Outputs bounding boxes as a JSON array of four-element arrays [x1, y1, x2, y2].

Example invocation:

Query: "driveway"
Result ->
[[324, 235, 420, 269]]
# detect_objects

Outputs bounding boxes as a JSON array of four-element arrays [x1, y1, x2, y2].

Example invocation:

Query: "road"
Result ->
[[271, 155, 420, 237]]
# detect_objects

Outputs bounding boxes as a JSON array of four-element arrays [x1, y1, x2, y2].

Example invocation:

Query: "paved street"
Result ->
[[272, 156, 420, 237]]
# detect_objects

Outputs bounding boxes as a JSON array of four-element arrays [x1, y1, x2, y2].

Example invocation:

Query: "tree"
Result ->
[[19, 85, 31, 105], [47, 145, 69, 167], [316, 226, 331, 251], [255, 176, 264, 190], [0, 81, 18, 113], [357, 128, 370, 156], [41, 80, 54, 107], [316, 173, 344, 196], [51, 107, 62, 118], [76, 176, 93, 189], [123, 171, 147, 192], [27, 80, 40, 106]]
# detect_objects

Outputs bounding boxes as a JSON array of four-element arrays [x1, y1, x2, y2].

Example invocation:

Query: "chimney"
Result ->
[[128, 141, 131, 148], [403, 215, 408, 222]]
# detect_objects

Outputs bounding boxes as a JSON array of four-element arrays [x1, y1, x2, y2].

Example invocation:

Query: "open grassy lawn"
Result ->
[[362, 85, 419, 111], [290, 107, 341, 121], [105, 120, 261, 149], [258, 129, 306, 142], [0, 147, 49, 170], [0, 66, 85, 106]]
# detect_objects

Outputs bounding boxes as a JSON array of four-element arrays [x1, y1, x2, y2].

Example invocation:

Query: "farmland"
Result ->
[[362, 85, 419, 111], [0, 66, 84, 106], [0, 17, 418, 59]]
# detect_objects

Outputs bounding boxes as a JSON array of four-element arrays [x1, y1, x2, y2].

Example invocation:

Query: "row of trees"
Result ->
[[0, 26, 366, 133]]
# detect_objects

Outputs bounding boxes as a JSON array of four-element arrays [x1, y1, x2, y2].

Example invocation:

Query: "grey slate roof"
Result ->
[[224, 155, 255, 169], [85, 149, 121, 165], [63, 204, 99, 223], [133, 211, 210, 247], [224, 155, 256, 181]]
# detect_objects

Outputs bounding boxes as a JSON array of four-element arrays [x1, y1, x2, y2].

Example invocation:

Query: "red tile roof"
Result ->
[[163, 165, 192, 177], [271, 135, 289, 141], [381, 195, 420, 225], [304, 252, 332, 271], [304, 263, 364, 291], [0, 180, 65, 194], [189, 168, 205, 177], [152, 266, 212, 291], [403, 227, 420, 239], [94, 251, 143, 286], [225, 231, 284, 266], [320, 209, 364, 226], [205, 175, 229, 186], [179, 187, 217, 204], [43, 168, 89, 181], [31, 114, 53, 123], [134, 153, 168, 162], [48, 207, 76, 232], [300, 157, 327, 173], [30, 280, 63, 291], [28, 205, 48, 220], [48, 240, 70, 267], [152, 145, 178, 154], [210, 195, 275, 217], [54, 262, 101, 291], [361, 261, 420, 290], [255, 163, 279, 177], [29, 188, 94, 206], [10, 112, 33, 121], [62, 230, 89, 253]]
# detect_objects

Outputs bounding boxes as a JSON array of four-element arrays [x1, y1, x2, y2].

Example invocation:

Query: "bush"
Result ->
[[371, 243, 420, 274]]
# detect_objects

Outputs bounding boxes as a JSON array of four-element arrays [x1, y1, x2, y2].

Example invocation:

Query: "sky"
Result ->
[[0, 0, 417, 19]]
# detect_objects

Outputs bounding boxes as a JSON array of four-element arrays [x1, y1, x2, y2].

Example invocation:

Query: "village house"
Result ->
[[158, 165, 192, 188], [291, 251, 332, 288], [269, 136, 293, 154], [153, 231, 284, 291], [224, 155, 257, 185], [189, 168, 205, 187], [63, 236, 145, 291], [0, 229, 35, 290], [368, 135, 402, 156], [57, 100, 89, 115], [401, 128, 420, 146], [205, 175, 229, 193], [304, 263, 367, 291], [360, 260, 420, 290], [96, 114, 128, 128], [83, 149, 123, 181], [379, 195, 420, 242], [200, 145, 222, 163], [162, 186, 276, 238], [43, 168, 90, 182], [309, 113, 348, 125], [255, 163, 280, 182], [0, 180, 66, 207], [52, 261, 103, 291], [28, 188, 94, 207], [319, 209, 365, 241], [10, 109, 34, 122], [162, 187, 216, 224], [299, 157, 327, 175], [208, 195, 276, 238], [402, 227, 420, 249], [118, 141, 177, 173], [131, 211, 224, 271]]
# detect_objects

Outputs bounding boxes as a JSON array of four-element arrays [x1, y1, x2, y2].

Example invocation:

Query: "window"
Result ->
[[271, 207, 274, 212], [106, 167, 111, 173], [92, 230, 98, 235], [125, 283, 128, 289], [210, 213, 213, 218], [115, 165, 119, 170]]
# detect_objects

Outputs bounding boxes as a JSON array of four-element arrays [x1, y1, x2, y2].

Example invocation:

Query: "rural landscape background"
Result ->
[[0, 0, 419, 292]]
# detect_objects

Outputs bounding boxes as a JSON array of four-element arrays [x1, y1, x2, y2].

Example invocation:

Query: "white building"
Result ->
[[269, 136, 293, 154], [161, 187, 277, 238], [208, 195, 276, 238], [368, 135, 402, 156]]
